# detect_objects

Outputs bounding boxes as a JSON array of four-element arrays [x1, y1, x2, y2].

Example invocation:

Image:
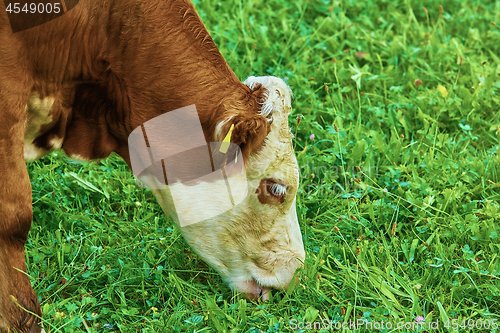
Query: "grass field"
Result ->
[[26, 0, 500, 332]]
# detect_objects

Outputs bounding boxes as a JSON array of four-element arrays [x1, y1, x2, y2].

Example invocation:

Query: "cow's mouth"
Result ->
[[236, 278, 272, 302]]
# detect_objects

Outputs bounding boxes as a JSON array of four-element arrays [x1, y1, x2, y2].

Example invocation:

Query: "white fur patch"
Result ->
[[23, 144, 47, 162], [168, 169, 248, 226], [244, 76, 293, 120], [214, 116, 233, 141], [50, 137, 63, 149], [68, 154, 89, 162], [24, 93, 55, 162]]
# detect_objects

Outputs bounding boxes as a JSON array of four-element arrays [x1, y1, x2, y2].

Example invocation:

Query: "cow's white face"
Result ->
[[143, 76, 305, 300]]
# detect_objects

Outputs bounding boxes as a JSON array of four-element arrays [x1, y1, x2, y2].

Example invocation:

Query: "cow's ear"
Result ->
[[217, 112, 270, 160], [215, 76, 292, 160], [215, 80, 273, 159], [215, 83, 272, 158]]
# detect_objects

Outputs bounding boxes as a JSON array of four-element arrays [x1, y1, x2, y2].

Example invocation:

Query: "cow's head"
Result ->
[[137, 76, 304, 300]]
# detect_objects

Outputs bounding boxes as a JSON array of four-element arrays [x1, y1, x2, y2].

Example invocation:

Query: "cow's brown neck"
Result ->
[[99, 0, 248, 135], [22, 0, 255, 163]]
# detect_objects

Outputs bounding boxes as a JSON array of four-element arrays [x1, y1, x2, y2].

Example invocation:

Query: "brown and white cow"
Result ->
[[0, 1, 305, 332]]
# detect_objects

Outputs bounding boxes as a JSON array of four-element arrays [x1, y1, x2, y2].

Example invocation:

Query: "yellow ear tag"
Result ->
[[219, 124, 234, 154]]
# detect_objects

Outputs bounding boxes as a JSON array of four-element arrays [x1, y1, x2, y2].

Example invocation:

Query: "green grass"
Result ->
[[26, 0, 500, 332]]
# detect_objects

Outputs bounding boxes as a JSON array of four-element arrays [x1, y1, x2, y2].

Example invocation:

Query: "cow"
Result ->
[[0, 1, 305, 332]]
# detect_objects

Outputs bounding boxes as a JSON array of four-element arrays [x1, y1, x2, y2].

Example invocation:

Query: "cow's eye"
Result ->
[[256, 179, 288, 205], [268, 181, 287, 199]]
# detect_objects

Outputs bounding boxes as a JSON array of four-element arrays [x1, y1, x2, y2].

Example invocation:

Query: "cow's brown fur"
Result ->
[[0, 1, 271, 331]]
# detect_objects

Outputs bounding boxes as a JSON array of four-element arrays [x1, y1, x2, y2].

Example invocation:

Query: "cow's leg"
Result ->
[[0, 62, 42, 332]]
